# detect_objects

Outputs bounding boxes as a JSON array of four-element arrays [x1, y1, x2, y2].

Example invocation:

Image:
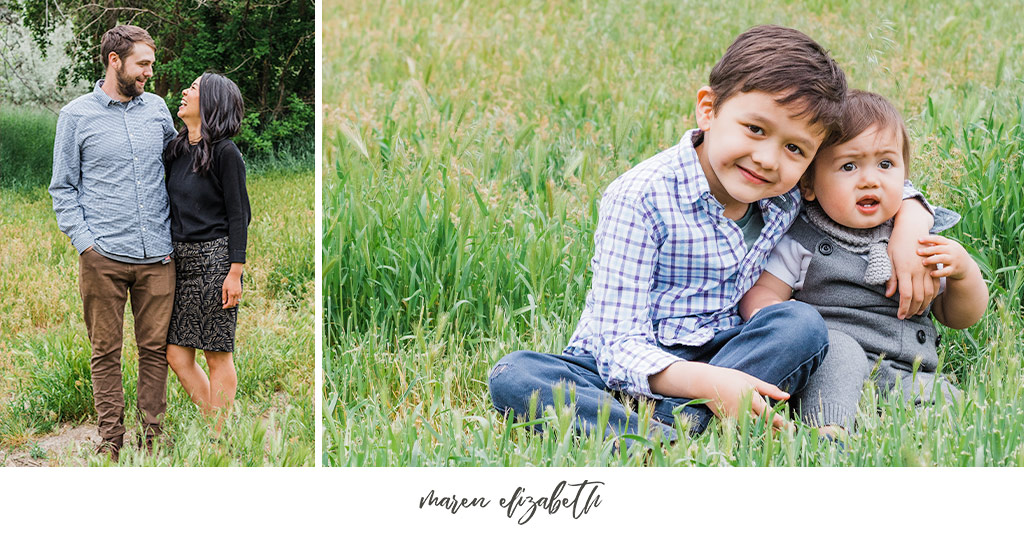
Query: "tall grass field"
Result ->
[[1, 105, 314, 466], [323, 0, 1024, 467]]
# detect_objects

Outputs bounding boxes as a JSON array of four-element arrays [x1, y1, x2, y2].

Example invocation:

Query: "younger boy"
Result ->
[[740, 90, 988, 433], [489, 25, 937, 440]]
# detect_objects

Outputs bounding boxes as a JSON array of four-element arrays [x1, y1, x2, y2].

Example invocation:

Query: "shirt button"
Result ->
[[139, 204, 143, 208], [916, 330, 927, 344]]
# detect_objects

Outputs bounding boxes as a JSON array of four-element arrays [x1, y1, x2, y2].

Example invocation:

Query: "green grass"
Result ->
[[0, 106, 58, 190], [323, 0, 1024, 466], [0, 107, 314, 466]]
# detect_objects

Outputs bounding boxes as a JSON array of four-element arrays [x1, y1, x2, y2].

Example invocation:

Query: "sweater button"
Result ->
[[916, 330, 927, 344], [818, 241, 834, 255]]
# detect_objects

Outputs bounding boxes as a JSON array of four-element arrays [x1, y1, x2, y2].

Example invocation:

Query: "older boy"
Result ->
[[489, 25, 937, 440], [50, 25, 178, 461]]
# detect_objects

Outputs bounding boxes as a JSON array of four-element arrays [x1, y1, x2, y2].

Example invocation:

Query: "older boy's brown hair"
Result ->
[[709, 25, 847, 133], [800, 90, 911, 193], [100, 25, 155, 67]]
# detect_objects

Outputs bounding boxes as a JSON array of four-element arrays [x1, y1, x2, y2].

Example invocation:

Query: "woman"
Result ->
[[164, 72, 250, 430]]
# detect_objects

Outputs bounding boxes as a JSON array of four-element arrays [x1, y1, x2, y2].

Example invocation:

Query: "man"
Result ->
[[49, 25, 177, 462]]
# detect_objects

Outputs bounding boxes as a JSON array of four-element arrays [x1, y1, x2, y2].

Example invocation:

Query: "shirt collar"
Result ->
[[675, 129, 713, 205], [93, 79, 147, 107], [675, 128, 798, 213]]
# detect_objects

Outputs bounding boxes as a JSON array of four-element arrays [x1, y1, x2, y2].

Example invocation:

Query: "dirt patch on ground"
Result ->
[[1, 423, 102, 467]]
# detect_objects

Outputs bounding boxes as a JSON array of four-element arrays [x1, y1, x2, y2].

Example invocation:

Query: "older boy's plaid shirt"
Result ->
[[564, 129, 922, 399]]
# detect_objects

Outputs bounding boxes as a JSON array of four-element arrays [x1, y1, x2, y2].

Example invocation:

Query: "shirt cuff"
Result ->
[[72, 233, 94, 254], [229, 250, 246, 264], [901, 182, 934, 216], [616, 348, 683, 400], [930, 206, 962, 234]]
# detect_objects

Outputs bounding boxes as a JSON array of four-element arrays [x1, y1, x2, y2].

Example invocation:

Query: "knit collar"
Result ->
[[804, 200, 894, 286]]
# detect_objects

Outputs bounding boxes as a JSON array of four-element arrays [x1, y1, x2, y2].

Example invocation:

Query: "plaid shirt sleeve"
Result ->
[[902, 179, 933, 214], [587, 189, 683, 399], [49, 110, 94, 253]]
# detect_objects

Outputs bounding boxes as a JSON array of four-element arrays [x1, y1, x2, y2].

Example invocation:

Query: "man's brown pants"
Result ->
[[79, 249, 175, 442]]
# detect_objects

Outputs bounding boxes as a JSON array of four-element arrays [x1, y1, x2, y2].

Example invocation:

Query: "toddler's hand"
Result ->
[[917, 235, 971, 280]]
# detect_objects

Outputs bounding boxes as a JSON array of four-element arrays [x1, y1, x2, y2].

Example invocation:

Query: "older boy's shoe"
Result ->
[[97, 436, 123, 462]]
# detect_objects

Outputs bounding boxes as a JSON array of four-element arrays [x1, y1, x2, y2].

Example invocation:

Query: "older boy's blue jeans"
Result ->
[[488, 301, 828, 442]]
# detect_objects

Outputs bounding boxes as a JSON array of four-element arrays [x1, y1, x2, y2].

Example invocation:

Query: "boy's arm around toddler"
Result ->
[[888, 199, 939, 319]]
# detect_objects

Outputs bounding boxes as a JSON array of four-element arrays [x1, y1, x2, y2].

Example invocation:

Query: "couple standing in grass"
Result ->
[[49, 25, 251, 461], [490, 25, 988, 443]]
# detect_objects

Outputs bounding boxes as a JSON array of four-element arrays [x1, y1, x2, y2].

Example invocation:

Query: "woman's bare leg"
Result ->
[[166, 343, 212, 414], [204, 350, 237, 431]]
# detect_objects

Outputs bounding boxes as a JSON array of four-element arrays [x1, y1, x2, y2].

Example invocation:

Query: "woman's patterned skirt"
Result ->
[[167, 236, 239, 352]]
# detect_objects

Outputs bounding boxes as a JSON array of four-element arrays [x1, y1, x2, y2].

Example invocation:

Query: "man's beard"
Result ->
[[116, 64, 144, 98]]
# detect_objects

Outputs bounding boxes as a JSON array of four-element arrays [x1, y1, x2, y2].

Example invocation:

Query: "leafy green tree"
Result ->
[[17, 0, 313, 158]]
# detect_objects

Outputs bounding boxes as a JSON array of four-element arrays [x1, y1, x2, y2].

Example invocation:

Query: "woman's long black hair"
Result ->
[[166, 72, 244, 177]]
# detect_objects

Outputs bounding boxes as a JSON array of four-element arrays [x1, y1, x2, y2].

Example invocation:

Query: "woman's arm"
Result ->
[[217, 141, 250, 309], [217, 141, 251, 265]]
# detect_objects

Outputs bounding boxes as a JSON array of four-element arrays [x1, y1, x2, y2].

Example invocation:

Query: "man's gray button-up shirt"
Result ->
[[49, 80, 178, 261]]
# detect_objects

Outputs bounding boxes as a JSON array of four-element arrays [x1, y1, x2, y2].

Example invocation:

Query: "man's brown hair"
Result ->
[[100, 25, 155, 67], [800, 89, 911, 194], [709, 25, 847, 133]]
